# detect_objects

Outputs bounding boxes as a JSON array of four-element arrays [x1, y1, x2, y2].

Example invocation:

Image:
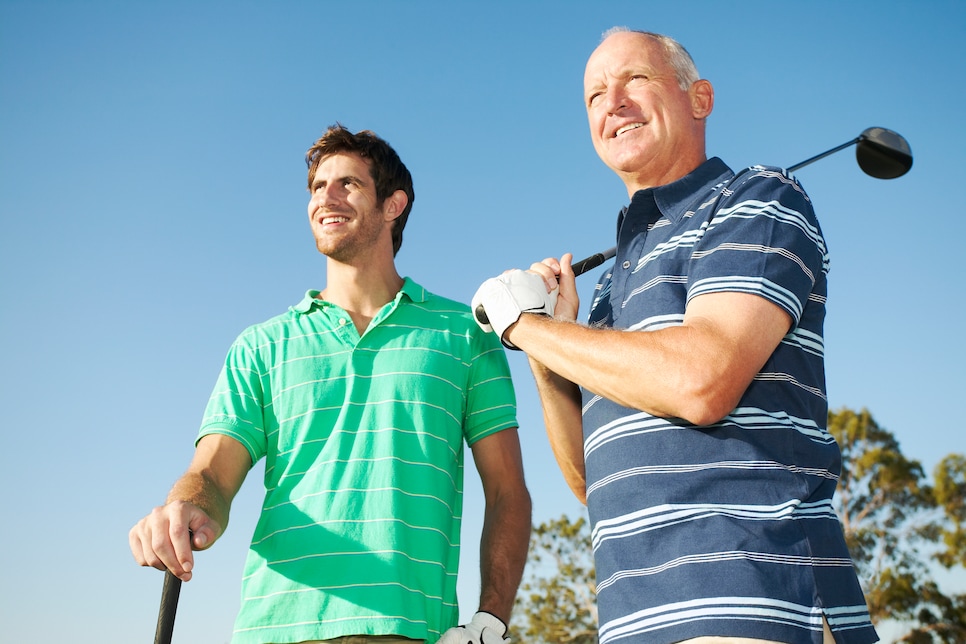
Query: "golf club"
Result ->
[[154, 570, 182, 644], [570, 127, 912, 278], [787, 126, 913, 178], [475, 127, 911, 326]]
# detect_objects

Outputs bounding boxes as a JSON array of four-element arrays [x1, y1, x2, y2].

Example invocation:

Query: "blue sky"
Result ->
[[1, 1, 963, 642]]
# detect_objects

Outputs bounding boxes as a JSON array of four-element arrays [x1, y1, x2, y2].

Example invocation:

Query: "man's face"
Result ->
[[307, 152, 390, 261], [584, 32, 709, 193]]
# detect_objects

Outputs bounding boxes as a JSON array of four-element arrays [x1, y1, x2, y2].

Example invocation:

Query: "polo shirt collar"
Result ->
[[618, 157, 732, 230], [397, 277, 428, 303], [291, 276, 427, 314]]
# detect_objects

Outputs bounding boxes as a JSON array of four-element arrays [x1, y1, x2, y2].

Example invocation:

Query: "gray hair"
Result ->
[[600, 26, 700, 91]]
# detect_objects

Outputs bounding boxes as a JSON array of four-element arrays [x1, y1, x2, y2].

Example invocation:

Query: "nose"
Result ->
[[598, 83, 629, 115], [310, 183, 343, 211]]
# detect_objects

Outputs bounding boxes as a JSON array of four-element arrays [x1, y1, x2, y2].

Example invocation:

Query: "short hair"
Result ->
[[305, 124, 414, 256], [600, 27, 700, 91]]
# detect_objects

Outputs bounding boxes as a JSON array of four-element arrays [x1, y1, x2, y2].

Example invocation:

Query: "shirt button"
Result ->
[[339, 318, 348, 326], [622, 260, 631, 269]]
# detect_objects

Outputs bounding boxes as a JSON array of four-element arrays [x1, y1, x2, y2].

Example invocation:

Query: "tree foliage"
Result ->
[[828, 407, 966, 642], [511, 514, 598, 643]]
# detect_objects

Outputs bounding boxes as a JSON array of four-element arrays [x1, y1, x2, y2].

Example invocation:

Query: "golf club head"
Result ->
[[856, 127, 913, 179]]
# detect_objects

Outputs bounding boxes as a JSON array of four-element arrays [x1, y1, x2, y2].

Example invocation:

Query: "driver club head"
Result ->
[[856, 127, 913, 179]]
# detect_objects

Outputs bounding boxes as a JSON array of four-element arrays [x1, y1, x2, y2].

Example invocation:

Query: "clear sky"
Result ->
[[1, 1, 963, 642]]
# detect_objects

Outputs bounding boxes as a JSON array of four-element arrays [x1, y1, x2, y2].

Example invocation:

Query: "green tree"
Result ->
[[934, 454, 966, 570], [511, 514, 597, 643], [828, 407, 966, 642]]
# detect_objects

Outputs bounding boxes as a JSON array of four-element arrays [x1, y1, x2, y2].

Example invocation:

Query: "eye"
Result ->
[[587, 91, 603, 108]]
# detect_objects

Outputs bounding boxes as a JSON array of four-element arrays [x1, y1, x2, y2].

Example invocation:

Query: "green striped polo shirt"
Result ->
[[197, 278, 518, 643]]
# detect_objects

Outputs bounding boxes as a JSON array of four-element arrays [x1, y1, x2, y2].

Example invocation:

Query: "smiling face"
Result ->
[[584, 31, 714, 195], [307, 152, 398, 262]]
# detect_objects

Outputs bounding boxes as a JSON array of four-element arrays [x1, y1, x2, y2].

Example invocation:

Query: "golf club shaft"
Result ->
[[574, 128, 909, 280], [154, 570, 182, 644], [786, 137, 860, 173]]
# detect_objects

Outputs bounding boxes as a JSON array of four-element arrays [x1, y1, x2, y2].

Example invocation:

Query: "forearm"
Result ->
[[165, 434, 252, 538], [512, 313, 749, 426], [510, 313, 694, 415], [166, 470, 233, 532], [477, 487, 532, 623], [528, 356, 587, 503]]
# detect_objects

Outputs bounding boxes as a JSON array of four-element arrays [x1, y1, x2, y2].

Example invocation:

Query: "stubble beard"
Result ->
[[313, 206, 385, 263]]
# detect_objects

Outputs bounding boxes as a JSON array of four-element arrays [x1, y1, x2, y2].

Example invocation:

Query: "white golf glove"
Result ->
[[435, 611, 510, 644], [471, 270, 557, 348]]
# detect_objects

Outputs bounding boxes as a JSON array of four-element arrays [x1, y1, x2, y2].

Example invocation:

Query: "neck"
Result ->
[[622, 151, 708, 198], [318, 256, 404, 322]]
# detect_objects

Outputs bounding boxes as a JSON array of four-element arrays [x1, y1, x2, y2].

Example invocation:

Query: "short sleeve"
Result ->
[[197, 330, 269, 464], [463, 325, 518, 446], [687, 167, 828, 325]]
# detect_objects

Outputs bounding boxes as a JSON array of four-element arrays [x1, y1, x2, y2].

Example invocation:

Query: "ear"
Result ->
[[689, 79, 714, 119], [382, 189, 408, 222]]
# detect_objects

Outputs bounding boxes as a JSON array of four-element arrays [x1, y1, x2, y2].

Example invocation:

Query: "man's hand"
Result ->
[[436, 611, 510, 644], [527, 253, 579, 322], [472, 270, 557, 348], [128, 500, 222, 582]]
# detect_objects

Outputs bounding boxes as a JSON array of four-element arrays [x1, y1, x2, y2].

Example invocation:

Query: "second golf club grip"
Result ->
[[155, 569, 183, 644], [474, 247, 616, 325]]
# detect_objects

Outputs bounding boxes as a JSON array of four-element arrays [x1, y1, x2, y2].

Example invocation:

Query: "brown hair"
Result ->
[[305, 124, 414, 256]]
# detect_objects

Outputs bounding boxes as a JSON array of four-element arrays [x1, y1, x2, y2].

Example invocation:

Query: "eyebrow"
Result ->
[[311, 173, 367, 190]]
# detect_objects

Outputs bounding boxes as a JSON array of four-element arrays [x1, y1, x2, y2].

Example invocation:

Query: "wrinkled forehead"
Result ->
[[584, 32, 667, 86]]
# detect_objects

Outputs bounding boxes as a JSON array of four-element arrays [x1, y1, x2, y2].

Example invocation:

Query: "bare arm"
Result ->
[[519, 254, 588, 503], [470, 428, 532, 624], [129, 434, 252, 581], [528, 357, 587, 504], [513, 255, 793, 427]]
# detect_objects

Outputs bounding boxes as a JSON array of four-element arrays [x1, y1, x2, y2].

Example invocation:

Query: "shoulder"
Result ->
[[230, 303, 309, 353], [400, 280, 476, 327], [724, 165, 813, 206], [413, 289, 473, 316]]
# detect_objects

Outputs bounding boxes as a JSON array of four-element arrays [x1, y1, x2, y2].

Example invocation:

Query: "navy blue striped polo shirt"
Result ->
[[582, 157, 878, 644]]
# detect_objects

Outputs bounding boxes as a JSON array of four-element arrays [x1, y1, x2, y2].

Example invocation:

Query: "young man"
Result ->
[[131, 125, 531, 644], [472, 29, 878, 644]]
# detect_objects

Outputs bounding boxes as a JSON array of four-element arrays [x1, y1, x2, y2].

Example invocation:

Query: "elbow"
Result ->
[[563, 471, 587, 505], [671, 375, 743, 427], [521, 489, 534, 518], [573, 486, 588, 506], [504, 486, 533, 521], [679, 401, 735, 427]]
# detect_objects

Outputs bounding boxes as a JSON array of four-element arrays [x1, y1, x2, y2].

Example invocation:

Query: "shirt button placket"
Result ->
[[337, 316, 359, 346]]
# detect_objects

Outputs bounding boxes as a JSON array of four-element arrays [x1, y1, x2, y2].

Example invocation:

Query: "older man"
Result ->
[[473, 28, 877, 644]]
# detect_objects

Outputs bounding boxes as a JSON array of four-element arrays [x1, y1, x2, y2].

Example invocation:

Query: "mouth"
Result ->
[[319, 215, 350, 225], [614, 122, 645, 138]]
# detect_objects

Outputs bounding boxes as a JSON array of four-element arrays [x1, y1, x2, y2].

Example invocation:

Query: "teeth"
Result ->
[[615, 123, 644, 137], [321, 216, 349, 224]]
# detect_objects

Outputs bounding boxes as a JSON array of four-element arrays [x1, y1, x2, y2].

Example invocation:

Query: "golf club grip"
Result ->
[[474, 247, 616, 325], [154, 570, 182, 644], [570, 246, 616, 276]]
